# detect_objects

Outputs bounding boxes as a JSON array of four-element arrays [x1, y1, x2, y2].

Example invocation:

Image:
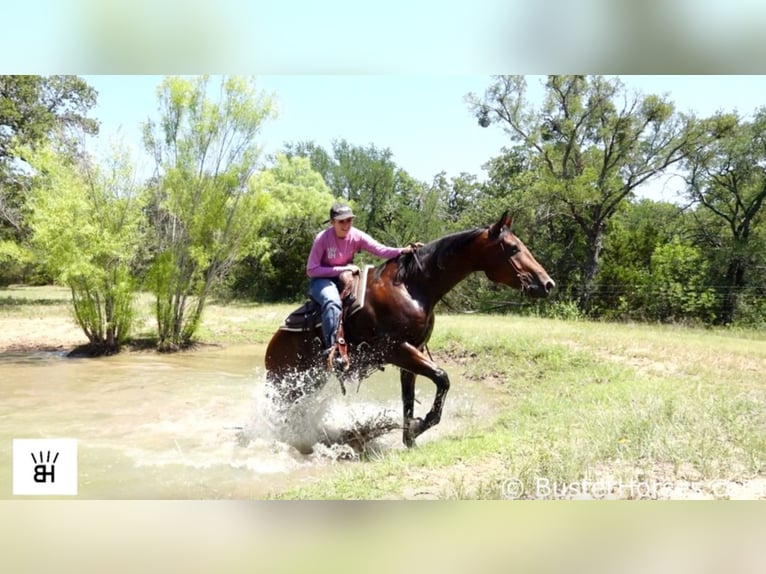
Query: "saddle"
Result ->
[[279, 266, 374, 380], [280, 265, 372, 333]]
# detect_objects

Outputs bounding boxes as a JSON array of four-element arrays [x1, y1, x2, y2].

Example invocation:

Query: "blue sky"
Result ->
[[82, 75, 766, 201]]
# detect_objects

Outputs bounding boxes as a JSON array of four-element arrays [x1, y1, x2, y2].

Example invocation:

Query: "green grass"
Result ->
[[275, 315, 766, 499], [0, 284, 294, 346], [0, 284, 72, 318]]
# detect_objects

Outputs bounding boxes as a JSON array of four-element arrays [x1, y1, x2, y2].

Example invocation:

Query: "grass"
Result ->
[[3, 285, 765, 499], [0, 284, 72, 317], [0, 284, 293, 347], [274, 316, 766, 499]]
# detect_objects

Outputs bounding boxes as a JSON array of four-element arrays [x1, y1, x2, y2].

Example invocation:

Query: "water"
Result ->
[[0, 344, 505, 499]]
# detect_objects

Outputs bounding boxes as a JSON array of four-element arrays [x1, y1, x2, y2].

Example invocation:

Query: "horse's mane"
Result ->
[[386, 227, 486, 285]]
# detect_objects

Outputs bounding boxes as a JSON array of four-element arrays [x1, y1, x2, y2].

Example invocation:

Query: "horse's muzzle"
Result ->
[[527, 277, 555, 298]]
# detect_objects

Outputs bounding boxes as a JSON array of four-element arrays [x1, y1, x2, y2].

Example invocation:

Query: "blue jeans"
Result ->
[[309, 277, 341, 349]]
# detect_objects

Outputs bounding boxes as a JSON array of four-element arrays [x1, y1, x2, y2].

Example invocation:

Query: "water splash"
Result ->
[[239, 374, 401, 460]]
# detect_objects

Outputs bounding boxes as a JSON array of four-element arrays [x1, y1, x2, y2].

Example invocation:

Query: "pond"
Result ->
[[0, 344, 505, 498]]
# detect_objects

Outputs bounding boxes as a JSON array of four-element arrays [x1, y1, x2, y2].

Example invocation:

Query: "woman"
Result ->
[[306, 203, 420, 364]]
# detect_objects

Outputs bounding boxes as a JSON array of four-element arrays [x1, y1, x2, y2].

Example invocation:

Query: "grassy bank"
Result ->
[[3, 286, 765, 499], [277, 316, 766, 499], [0, 285, 293, 349]]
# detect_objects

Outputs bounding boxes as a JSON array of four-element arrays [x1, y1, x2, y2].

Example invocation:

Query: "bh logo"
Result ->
[[31, 450, 59, 483], [13, 438, 78, 495]]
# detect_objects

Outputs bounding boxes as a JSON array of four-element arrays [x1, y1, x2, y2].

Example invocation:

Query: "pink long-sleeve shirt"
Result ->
[[306, 226, 403, 278]]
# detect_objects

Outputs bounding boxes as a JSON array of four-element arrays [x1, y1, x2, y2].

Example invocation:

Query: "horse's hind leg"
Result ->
[[265, 329, 327, 403], [394, 342, 450, 447]]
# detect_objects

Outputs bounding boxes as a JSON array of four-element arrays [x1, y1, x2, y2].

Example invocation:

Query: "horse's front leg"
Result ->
[[400, 369, 416, 447], [393, 342, 450, 447]]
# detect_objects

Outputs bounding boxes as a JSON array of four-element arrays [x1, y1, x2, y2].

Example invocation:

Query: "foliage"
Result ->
[[595, 199, 681, 319], [25, 143, 144, 353], [0, 75, 98, 252], [0, 240, 34, 285], [5, 75, 766, 330], [284, 138, 447, 246], [643, 238, 717, 323], [229, 154, 335, 301], [467, 75, 708, 313], [142, 76, 276, 350], [683, 109, 766, 324]]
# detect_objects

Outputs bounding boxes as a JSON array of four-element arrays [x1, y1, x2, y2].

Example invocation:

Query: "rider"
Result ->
[[307, 203, 420, 366]]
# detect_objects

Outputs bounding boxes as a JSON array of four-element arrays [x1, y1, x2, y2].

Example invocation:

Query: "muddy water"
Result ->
[[0, 345, 505, 499]]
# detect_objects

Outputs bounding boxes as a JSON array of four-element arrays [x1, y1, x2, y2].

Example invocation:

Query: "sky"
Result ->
[[82, 75, 766, 202]]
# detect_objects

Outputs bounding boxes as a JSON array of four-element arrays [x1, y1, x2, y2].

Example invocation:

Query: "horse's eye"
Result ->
[[507, 243, 520, 255]]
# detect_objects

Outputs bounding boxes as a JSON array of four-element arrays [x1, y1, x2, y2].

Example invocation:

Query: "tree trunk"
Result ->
[[718, 257, 745, 325], [579, 226, 605, 314]]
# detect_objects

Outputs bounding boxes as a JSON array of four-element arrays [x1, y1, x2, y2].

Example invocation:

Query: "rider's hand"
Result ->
[[402, 242, 424, 254], [346, 264, 360, 274]]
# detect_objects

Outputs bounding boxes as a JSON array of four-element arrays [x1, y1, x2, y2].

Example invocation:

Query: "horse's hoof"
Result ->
[[403, 417, 425, 447]]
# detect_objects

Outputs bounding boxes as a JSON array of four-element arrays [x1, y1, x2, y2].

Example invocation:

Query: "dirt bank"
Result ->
[[0, 316, 86, 353]]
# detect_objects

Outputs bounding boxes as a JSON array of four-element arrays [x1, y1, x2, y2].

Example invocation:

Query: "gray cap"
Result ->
[[329, 203, 354, 221]]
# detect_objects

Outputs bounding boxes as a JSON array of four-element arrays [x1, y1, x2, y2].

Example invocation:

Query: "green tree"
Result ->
[[684, 110, 766, 324], [430, 171, 482, 226], [643, 238, 716, 323], [26, 143, 144, 354], [284, 139, 401, 236], [231, 154, 335, 301], [467, 75, 706, 313], [283, 139, 442, 257], [0, 75, 98, 282], [380, 169, 443, 247], [596, 199, 683, 319], [142, 76, 276, 350], [282, 140, 336, 186]]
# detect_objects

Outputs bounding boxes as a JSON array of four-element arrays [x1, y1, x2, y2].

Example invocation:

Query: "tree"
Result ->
[[26, 142, 144, 354], [284, 139, 400, 236], [0, 76, 98, 283], [381, 169, 443, 247], [467, 75, 706, 313], [0, 75, 98, 234], [282, 140, 335, 187], [429, 171, 483, 225], [643, 238, 716, 323], [596, 199, 683, 319], [231, 154, 335, 301], [142, 76, 276, 350], [684, 110, 766, 324]]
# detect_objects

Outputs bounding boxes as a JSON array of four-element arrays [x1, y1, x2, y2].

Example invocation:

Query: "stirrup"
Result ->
[[323, 344, 349, 395], [323, 346, 346, 371]]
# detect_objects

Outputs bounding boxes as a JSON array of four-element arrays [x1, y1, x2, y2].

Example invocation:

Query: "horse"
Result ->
[[264, 211, 555, 447]]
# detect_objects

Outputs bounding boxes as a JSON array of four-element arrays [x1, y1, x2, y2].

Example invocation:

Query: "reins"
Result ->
[[410, 243, 425, 274]]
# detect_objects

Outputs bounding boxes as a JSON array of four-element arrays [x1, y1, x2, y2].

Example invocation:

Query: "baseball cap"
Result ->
[[328, 203, 355, 222]]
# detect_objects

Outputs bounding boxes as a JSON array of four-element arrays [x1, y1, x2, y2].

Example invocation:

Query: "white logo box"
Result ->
[[12, 438, 78, 496]]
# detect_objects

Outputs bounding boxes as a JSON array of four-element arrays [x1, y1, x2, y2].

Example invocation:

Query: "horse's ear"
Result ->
[[489, 210, 512, 239]]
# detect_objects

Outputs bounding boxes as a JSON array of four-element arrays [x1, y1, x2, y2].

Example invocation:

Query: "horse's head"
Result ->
[[479, 211, 555, 298]]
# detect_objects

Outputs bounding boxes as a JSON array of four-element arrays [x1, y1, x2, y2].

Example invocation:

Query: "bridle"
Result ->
[[499, 238, 533, 293]]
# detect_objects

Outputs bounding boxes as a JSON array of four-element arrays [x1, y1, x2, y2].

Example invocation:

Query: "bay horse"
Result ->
[[264, 211, 554, 447]]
